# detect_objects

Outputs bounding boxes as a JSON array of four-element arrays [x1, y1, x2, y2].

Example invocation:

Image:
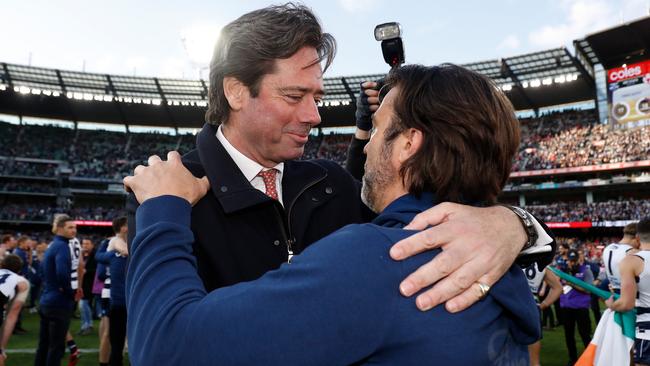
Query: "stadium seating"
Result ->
[[1, 109, 649, 225]]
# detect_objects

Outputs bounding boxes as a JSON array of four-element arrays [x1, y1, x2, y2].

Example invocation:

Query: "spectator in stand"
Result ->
[[2, 103, 650, 178], [526, 199, 650, 222]]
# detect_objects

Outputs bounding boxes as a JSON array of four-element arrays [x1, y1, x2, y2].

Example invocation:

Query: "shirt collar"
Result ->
[[216, 124, 284, 182]]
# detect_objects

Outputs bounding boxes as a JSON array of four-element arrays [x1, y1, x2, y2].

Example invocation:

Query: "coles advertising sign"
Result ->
[[607, 59, 650, 129]]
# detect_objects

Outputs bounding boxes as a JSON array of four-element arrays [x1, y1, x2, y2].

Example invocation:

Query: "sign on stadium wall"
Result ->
[[607, 59, 650, 129], [509, 160, 650, 178], [74, 220, 112, 227], [546, 220, 636, 229]]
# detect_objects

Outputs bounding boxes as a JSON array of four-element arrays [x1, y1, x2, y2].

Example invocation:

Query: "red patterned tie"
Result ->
[[258, 169, 279, 200]]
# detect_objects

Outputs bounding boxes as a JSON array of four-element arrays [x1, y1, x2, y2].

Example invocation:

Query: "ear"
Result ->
[[223, 77, 248, 111], [397, 128, 423, 164]]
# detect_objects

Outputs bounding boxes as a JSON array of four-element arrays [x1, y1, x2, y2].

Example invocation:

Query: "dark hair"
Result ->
[[623, 222, 637, 237], [205, 2, 336, 125], [1, 234, 13, 244], [112, 216, 128, 235], [17, 235, 30, 246], [638, 218, 650, 243], [1, 254, 23, 274], [382, 64, 520, 204]]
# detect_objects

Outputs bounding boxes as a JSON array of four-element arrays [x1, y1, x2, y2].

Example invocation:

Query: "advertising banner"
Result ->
[[607, 59, 650, 129]]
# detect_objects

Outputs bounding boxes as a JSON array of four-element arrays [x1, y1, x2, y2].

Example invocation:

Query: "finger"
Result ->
[[390, 223, 454, 260], [167, 150, 182, 163], [398, 246, 460, 297], [367, 96, 380, 105], [133, 165, 147, 176], [403, 202, 455, 230], [444, 271, 498, 313], [199, 176, 210, 193], [123, 176, 133, 192], [369, 105, 379, 112], [361, 81, 377, 89], [147, 155, 162, 166], [364, 89, 379, 97]]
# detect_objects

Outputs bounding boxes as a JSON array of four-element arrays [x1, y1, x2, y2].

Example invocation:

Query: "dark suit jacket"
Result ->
[[128, 123, 373, 291]]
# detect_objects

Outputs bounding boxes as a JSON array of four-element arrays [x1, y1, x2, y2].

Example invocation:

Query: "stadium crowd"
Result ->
[[2, 108, 650, 181], [0, 203, 125, 223], [526, 198, 650, 222], [515, 110, 650, 171]]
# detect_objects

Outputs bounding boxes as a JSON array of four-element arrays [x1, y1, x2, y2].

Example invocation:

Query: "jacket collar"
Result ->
[[196, 123, 327, 214], [371, 192, 436, 228]]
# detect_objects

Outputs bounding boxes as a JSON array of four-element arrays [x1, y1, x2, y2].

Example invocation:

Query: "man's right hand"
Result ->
[[123, 151, 210, 206], [355, 81, 381, 132]]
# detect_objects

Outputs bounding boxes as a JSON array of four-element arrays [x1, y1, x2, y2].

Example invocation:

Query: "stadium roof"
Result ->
[[0, 46, 595, 129], [578, 15, 650, 70]]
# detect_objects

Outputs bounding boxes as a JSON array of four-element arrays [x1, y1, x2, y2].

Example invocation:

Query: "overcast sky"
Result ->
[[2, 0, 648, 80]]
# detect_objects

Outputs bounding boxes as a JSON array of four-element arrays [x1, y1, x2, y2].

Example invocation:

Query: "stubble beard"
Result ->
[[361, 154, 396, 213]]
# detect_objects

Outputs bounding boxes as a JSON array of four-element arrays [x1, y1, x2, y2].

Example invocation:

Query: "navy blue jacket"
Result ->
[[127, 194, 540, 366], [95, 239, 109, 282], [96, 248, 127, 308], [13, 247, 29, 277], [40, 235, 74, 309]]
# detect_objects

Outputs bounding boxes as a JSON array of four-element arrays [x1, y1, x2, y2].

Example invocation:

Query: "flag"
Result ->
[[548, 266, 635, 366]]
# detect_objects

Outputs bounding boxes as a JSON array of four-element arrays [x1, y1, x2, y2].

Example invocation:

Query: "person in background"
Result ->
[[522, 261, 563, 366], [606, 219, 650, 366], [12, 236, 31, 334], [0, 254, 30, 366], [78, 238, 97, 336], [96, 218, 128, 366], [94, 238, 111, 366], [35, 214, 77, 366], [560, 249, 594, 364]]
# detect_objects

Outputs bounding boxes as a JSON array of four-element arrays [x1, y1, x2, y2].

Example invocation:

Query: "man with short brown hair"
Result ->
[[35, 214, 78, 366]]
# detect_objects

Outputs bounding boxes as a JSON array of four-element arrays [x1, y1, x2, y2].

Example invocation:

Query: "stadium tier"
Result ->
[[1, 108, 649, 228]]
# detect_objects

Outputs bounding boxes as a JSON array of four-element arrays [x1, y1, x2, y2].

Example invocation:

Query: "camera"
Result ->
[[374, 22, 405, 68]]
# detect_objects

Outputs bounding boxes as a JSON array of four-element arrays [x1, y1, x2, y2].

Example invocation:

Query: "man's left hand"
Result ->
[[390, 203, 526, 313], [123, 151, 210, 206]]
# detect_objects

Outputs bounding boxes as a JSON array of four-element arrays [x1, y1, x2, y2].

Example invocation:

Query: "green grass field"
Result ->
[[5, 308, 593, 366], [5, 310, 129, 366]]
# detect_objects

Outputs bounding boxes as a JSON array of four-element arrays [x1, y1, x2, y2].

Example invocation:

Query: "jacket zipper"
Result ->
[[278, 170, 328, 263]]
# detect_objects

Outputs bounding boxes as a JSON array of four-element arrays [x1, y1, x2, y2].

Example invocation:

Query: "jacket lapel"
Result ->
[[196, 123, 273, 214], [281, 160, 328, 210]]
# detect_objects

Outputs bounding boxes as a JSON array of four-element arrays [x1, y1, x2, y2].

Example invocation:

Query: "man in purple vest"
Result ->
[[560, 249, 594, 364]]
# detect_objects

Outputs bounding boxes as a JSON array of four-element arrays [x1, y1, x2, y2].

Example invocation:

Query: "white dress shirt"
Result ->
[[216, 125, 284, 206]]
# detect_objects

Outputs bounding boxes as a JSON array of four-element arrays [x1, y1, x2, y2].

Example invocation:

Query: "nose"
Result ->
[[300, 98, 321, 127]]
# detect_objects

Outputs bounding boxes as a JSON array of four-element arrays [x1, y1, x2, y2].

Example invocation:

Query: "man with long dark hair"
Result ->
[[124, 64, 541, 365]]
